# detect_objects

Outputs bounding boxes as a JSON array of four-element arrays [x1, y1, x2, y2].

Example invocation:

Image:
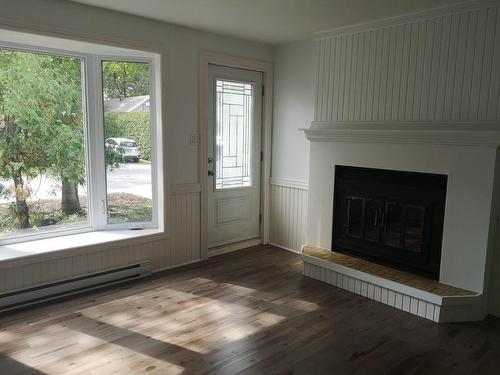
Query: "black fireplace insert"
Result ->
[[332, 165, 447, 280]]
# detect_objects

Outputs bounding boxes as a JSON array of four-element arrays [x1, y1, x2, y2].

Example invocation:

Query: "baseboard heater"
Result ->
[[0, 260, 152, 313]]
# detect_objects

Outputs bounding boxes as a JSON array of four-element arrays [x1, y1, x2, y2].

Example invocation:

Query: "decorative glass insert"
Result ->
[[215, 80, 253, 190]]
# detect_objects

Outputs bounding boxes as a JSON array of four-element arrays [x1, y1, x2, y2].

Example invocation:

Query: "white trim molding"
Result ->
[[208, 237, 261, 257], [302, 122, 500, 147], [315, 0, 498, 39], [270, 177, 309, 191]]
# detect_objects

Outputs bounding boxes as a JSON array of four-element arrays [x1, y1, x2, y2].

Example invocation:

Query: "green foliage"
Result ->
[[0, 52, 152, 233], [102, 61, 149, 99], [104, 112, 152, 160], [0, 201, 86, 234], [106, 193, 152, 224], [0, 203, 17, 234], [0, 50, 84, 182], [0, 193, 151, 234], [0, 49, 84, 229]]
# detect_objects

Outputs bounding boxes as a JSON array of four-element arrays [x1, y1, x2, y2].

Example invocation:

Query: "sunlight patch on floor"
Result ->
[[1, 324, 187, 375], [0, 271, 321, 373]]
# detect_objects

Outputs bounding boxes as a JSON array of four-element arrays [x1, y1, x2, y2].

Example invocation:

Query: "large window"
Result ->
[[0, 34, 161, 245]]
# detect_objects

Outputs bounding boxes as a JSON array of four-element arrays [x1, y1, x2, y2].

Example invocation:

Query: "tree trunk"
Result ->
[[61, 179, 82, 215], [13, 172, 30, 229]]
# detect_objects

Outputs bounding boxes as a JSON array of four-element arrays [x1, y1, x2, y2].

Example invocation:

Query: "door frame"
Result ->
[[199, 51, 273, 259]]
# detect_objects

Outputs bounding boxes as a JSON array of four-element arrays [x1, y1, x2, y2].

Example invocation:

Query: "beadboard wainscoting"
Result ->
[[0, 183, 202, 294], [270, 178, 309, 253], [302, 246, 483, 323], [303, 261, 443, 322], [315, 1, 500, 123]]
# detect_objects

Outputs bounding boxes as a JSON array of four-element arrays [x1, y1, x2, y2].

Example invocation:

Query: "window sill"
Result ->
[[0, 229, 165, 267]]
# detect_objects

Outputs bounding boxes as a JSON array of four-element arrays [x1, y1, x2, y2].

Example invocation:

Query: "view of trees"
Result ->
[[0, 50, 85, 229], [102, 61, 149, 99], [0, 51, 151, 234]]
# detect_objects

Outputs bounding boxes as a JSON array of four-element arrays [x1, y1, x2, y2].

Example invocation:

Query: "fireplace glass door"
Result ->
[[346, 198, 426, 253], [333, 166, 447, 280]]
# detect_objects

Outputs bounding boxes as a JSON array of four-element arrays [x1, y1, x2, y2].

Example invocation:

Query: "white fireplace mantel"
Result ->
[[302, 121, 500, 147], [302, 121, 500, 321]]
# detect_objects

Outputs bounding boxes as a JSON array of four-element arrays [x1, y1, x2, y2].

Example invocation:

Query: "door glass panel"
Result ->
[[347, 197, 363, 238], [384, 202, 402, 248], [215, 80, 253, 190], [364, 199, 380, 242], [101, 61, 153, 224], [404, 205, 425, 252]]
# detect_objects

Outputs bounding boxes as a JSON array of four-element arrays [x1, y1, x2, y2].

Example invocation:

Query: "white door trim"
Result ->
[[199, 51, 273, 259]]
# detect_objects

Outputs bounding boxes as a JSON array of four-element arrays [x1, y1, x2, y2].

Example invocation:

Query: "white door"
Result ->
[[207, 64, 263, 248]]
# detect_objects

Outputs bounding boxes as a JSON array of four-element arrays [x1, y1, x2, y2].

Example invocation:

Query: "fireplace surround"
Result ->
[[301, 122, 500, 321], [332, 165, 447, 280]]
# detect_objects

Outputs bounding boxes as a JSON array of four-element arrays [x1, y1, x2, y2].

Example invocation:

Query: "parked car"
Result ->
[[105, 137, 141, 163]]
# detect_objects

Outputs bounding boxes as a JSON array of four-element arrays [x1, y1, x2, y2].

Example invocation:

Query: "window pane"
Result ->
[[0, 49, 88, 239], [102, 61, 152, 224], [215, 80, 253, 190]]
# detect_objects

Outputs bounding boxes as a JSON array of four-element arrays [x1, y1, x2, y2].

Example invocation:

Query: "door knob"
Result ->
[[208, 157, 214, 176]]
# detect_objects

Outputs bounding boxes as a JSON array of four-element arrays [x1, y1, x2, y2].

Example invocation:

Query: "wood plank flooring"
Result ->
[[0, 245, 499, 374], [303, 245, 476, 296]]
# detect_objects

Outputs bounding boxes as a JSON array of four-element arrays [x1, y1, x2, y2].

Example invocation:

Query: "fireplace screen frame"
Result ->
[[332, 165, 447, 280]]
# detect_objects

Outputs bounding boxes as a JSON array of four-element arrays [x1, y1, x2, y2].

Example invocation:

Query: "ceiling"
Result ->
[[68, 0, 465, 44]]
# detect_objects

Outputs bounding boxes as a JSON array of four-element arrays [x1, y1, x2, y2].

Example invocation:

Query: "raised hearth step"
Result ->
[[301, 245, 483, 323]]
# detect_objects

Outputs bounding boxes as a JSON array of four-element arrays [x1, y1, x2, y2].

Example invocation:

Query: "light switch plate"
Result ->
[[190, 134, 200, 145]]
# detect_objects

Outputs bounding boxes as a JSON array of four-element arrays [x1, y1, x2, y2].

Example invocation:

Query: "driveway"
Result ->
[[0, 163, 152, 204], [107, 163, 152, 199]]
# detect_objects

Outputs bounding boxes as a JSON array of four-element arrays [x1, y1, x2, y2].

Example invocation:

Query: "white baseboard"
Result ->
[[208, 238, 261, 257], [269, 242, 301, 254], [154, 258, 202, 273]]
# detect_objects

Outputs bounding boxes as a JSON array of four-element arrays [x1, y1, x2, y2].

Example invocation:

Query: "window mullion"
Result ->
[[86, 55, 108, 230]]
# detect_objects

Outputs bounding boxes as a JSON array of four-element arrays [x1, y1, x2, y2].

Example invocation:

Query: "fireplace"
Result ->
[[332, 165, 447, 280]]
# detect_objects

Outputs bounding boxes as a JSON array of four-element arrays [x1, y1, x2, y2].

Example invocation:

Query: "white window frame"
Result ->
[[0, 29, 163, 246]]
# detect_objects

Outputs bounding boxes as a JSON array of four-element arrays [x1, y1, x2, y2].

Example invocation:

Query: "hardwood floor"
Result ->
[[0, 245, 499, 374]]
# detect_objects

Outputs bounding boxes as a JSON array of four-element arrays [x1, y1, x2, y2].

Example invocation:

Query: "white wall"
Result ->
[[269, 40, 316, 252], [271, 40, 316, 182], [486, 149, 500, 316], [0, 0, 273, 293]]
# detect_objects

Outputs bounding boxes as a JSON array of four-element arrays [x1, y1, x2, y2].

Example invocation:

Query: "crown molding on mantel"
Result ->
[[301, 122, 500, 147]]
